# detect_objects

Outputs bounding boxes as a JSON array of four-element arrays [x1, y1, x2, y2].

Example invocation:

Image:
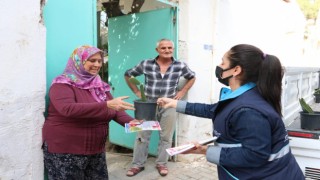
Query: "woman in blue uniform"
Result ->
[[157, 44, 304, 180]]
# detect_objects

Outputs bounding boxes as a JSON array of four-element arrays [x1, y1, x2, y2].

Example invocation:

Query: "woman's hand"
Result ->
[[182, 142, 207, 155], [107, 96, 135, 111], [157, 97, 178, 108]]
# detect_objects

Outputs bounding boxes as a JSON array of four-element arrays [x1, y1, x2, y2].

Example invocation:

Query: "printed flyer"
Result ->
[[125, 121, 161, 133], [166, 136, 218, 156]]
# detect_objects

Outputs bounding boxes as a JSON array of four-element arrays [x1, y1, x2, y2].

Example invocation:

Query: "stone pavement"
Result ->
[[106, 151, 219, 180]]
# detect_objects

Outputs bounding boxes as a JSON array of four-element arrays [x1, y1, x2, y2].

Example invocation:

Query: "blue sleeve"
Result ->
[[176, 101, 216, 119], [217, 108, 272, 168]]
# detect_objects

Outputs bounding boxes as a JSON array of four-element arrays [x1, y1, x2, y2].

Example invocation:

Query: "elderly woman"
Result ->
[[42, 45, 140, 180]]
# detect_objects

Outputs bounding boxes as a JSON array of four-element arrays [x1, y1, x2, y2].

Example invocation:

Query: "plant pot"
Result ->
[[134, 100, 157, 120], [300, 111, 320, 130], [314, 94, 320, 103]]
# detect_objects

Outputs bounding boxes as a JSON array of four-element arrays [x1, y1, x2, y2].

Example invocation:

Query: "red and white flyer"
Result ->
[[166, 136, 218, 156]]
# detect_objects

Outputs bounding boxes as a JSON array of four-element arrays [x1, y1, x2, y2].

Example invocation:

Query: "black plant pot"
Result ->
[[300, 111, 320, 130], [134, 100, 157, 120], [315, 94, 320, 103]]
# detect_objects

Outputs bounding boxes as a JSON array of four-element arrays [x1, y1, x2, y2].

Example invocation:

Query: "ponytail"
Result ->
[[257, 54, 283, 116]]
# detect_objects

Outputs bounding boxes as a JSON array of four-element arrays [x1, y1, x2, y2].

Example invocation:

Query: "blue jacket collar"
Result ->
[[220, 82, 256, 101]]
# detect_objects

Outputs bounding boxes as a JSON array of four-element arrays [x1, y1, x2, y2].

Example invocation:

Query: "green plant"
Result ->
[[128, 76, 147, 102], [296, 0, 320, 20], [314, 88, 320, 95], [299, 98, 314, 114]]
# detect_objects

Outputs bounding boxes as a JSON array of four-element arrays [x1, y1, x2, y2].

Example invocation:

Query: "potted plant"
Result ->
[[129, 76, 157, 120], [314, 88, 320, 103], [299, 98, 320, 130]]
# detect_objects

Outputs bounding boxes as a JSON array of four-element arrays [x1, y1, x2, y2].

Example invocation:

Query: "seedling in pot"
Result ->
[[128, 76, 147, 102]]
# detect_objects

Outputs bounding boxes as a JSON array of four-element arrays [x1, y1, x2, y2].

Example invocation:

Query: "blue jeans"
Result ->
[[131, 107, 177, 167]]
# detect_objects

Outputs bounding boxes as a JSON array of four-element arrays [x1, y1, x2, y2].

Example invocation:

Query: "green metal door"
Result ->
[[108, 7, 177, 156], [44, 0, 97, 92]]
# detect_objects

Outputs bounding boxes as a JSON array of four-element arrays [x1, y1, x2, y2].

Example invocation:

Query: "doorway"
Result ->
[[100, 0, 178, 155]]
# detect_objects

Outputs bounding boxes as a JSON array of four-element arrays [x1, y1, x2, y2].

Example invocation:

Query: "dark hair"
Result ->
[[228, 44, 283, 116]]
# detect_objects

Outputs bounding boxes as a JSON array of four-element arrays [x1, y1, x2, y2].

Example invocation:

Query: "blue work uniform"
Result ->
[[177, 83, 304, 180]]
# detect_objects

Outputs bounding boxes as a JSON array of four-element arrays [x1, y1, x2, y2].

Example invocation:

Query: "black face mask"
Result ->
[[215, 66, 234, 86]]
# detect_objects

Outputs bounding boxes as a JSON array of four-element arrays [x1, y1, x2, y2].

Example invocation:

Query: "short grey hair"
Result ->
[[156, 38, 174, 48]]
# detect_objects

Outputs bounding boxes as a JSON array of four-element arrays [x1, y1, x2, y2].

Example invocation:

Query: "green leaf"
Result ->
[[128, 76, 146, 102], [299, 98, 314, 114], [128, 76, 141, 86], [140, 84, 146, 102]]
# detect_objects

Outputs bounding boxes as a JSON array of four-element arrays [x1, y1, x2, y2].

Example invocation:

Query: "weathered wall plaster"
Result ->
[[177, 0, 215, 162], [0, 0, 46, 179]]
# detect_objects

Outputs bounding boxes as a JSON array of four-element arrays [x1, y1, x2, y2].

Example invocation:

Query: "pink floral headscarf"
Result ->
[[52, 45, 110, 102]]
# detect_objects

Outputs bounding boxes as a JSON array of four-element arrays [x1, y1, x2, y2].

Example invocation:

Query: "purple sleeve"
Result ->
[[49, 83, 107, 118]]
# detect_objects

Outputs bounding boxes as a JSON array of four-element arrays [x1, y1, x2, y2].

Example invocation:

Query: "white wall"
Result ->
[[0, 0, 46, 179], [213, 0, 306, 67], [210, 0, 308, 101], [177, 0, 215, 162]]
